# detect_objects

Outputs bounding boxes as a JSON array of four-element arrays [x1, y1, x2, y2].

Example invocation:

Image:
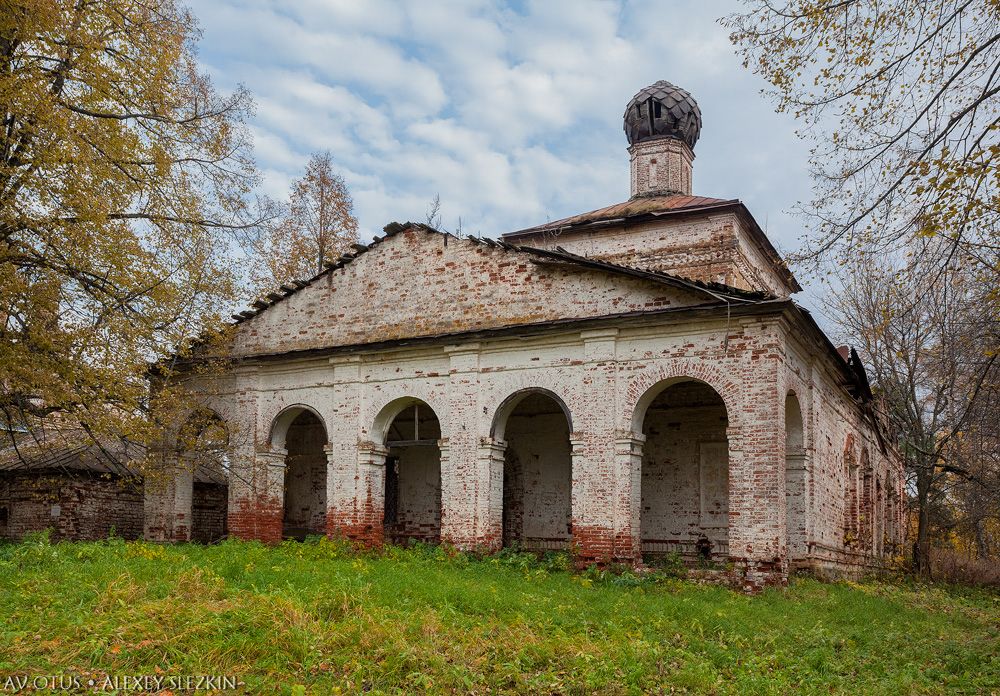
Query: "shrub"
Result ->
[[645, 551, 687, 578], [929, 548, 1000, 587]]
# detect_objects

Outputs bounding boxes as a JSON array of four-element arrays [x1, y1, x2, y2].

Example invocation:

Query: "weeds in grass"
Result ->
[[0, 537, 996, 694]]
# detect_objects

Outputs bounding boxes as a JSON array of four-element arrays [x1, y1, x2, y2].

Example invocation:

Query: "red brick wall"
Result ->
[[0, 473, 143, 541], [233, 227, 701, 357]]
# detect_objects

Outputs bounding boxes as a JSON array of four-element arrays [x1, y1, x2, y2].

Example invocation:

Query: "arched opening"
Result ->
[[177, 409, 229, 544], [638, 379, 729, 561], [784, 392, 806, 559], [861, 448, 873, 551], [276, 408, 328, 540], [875, 476, 884, 556], [493, 389, 573, 551], [382, 400, 442, 545], [843, 435, 859, 547]]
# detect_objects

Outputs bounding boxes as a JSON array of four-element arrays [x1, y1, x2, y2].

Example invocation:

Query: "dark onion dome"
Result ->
[[623, 81, 702, 149]]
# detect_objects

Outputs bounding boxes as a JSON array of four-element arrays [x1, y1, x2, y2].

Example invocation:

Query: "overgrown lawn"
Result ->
[[0, 537, 996, 694]]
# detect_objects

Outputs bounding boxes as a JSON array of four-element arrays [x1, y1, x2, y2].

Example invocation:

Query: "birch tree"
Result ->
[[1, 0, 263, 453], [727, 1, 1000, 296]]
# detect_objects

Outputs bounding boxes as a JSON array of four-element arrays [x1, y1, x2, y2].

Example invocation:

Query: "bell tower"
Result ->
[[503, 79, 801, 298], [623, 81, 702, 197]]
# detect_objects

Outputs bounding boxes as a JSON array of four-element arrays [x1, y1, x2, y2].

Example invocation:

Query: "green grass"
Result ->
[[0, 536, 997, 694]]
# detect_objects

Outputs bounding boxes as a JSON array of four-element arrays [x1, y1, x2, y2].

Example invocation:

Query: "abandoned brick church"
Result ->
[[146, 82, 905, 589]]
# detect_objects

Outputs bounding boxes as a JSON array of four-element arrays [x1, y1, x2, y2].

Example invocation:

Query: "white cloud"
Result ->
[[190, 0, 817, 304]]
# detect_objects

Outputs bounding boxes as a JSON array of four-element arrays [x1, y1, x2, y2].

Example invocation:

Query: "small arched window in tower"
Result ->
[[653, 100, 662, 118], [649, 158, 657, 184]]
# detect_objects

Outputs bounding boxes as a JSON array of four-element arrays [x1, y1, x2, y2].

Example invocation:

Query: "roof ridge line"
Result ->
[[502, 194, 739, 238], [217, 222, 770, 357], [518, 244, 771, 302]]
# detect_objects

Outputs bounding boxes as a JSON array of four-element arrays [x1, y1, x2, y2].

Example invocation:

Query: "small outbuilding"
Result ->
[[0, 435, 228, 543]]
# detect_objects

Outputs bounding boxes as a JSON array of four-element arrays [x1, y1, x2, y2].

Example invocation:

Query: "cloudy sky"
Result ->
[[190, 0, 820, 302]]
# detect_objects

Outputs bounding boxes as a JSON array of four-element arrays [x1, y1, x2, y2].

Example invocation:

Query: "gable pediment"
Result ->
[[232, 225, 723, 357]]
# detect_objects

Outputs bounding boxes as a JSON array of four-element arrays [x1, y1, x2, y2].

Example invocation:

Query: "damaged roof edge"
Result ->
[[226, 221, 438, 327], [221, 298, 793, 365], [520, 244, 772, 303], [788, 303, 882, 409], [225, 220, 768, 329], [503, 199, 802, 294]]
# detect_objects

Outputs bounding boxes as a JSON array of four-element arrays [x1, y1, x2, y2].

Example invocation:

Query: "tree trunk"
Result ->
[[913, 458, 933, 576], [974, 518, 989, 559]]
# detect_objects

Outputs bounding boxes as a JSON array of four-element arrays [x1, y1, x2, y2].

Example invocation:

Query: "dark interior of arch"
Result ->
[[180, 411, 229, 544], [282, 410, 327, 539], [501, 392, 572, 550], [785, 393, 807, 559], [384, 403, 442, 545], [640, 380, 729, 561]]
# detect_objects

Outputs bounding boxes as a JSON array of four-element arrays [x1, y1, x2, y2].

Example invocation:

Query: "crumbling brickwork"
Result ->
[[781, 326, 905, 575], [231, 228, 702, 358], [145, 224, 904, 590], [0, 473, 143, 541], [629, 137, 693, 197], [508, 211, 795, 298], [190, 482, 228, 544], [147, 80, 906, 589]]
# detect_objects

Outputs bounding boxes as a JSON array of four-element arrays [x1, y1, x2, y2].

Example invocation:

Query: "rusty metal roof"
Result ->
[[503, 194, 736, 238], [0, 436, 140, 478], [0, 436, 225, 484]]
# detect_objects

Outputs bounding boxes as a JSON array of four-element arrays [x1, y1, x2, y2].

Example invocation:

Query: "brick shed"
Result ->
[[146, 81, 906, 589], [1, 436, 228, 544], [0, 438, 145, 542]]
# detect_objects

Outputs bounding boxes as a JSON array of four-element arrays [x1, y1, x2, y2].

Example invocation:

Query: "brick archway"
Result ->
[[622, 362, 743, 433], [364, 390, 449, 446], [633, 376, 732, 562], [265, 405, 330, 540], [267, 403, 328, 451], [490, 388, 574, 551], [372, 397, 444, 546], [490, 387, 574, 441]]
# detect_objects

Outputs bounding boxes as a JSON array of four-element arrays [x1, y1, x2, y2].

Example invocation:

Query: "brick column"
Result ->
[[345, 441, 387, 546], [569, 434, 614, 563], [727, 414, 788, 591], [228, 449, 285, 543], [613, 431, 645, 563], [570, 329, 624, 565], [785, 451, 808, 560], [143, 450, 193, 542], [438, 438, 460, 546], [322, 443, 341, 540], [440, 342, 483, 550], [475, 437, 507, 552], [143, 450, 173, 542]]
